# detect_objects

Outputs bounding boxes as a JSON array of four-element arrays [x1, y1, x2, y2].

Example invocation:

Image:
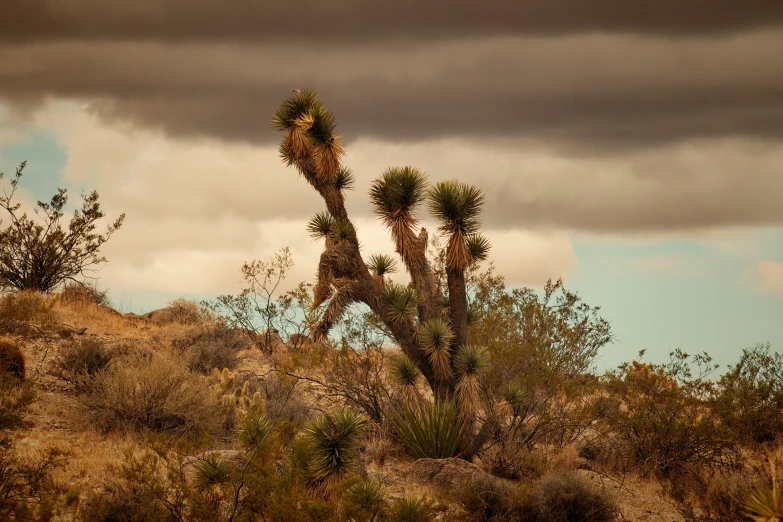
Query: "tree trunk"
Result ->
[[447, 267, 469, 351]]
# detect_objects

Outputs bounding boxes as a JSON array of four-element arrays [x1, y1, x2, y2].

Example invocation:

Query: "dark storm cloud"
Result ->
[[1, 34, 782, 148], [1, 0, 782, 42]]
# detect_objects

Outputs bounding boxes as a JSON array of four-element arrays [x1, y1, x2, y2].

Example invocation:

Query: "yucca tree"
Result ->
[[272, 89, 491, 452]]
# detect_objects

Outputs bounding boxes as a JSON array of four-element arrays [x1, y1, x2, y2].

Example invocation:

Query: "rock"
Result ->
[[405, 457, 510, 492], [288, 333, 313, 350]]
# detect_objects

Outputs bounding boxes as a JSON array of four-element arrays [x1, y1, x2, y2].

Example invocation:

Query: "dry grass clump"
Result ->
[[60, 281, 112, 309], [77, 350, 231, 436], [0, 291, 60, 336], [0, 336, 26, 381], [528, 471, 617, 522]]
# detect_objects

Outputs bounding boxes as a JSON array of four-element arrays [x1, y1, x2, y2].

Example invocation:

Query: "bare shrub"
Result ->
[[78, 351, 231, 436]]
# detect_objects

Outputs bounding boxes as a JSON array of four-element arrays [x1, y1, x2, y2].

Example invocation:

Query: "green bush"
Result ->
[[602, 351, 735, 479], [714, 343, 783, 445], [390, 399, 463, 459]]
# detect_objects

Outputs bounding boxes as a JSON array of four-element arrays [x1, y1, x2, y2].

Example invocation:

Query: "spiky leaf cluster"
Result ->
[[454, 345, 489, 415], [334, 167, 356, 192], [272, 89, 343, 180], [367, 254, 398, 277], [382, 282, 419, 324], [307, 212, 336, 241], [418, 318, 454, 381], [390, 399, 463, 459], [193, 453, 232, 490], [329, 219, 357, 244], [369, 167, 428, 261], [238, 410, 273, 450], [427, 181, 486, 271]]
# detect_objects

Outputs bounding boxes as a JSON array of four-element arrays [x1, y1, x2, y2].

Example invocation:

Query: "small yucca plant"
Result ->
[[238, 410, 273, 450], [418, 318, 454, 381], [746, 461, 783, 521], [390, 399, 463, 459], [343, 479, 385, 521], [305, 407, 368, 492], [193, 453, 232, 491], [388, 495, 433, 522]]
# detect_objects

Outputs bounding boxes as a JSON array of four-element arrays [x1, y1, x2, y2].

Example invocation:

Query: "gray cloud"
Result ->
[[2, 0, 782, 43], [1, 33, 782, 149]]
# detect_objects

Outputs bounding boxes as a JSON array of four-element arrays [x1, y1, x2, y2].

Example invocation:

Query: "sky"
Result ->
[[0, 1, 782, 371]]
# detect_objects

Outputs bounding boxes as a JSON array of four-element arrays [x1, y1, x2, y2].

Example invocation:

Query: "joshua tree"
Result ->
[[271, 90, 491, 421]]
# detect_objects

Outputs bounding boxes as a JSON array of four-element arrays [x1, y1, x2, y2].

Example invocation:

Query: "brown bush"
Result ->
[[78, 351, 232, 436], [54, 337, 113, 391], [0, 336, 25, 381], [528, 471, 617, 522]]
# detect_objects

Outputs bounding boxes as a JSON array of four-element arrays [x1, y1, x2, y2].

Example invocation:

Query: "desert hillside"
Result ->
[[1, 287, 778, 521]]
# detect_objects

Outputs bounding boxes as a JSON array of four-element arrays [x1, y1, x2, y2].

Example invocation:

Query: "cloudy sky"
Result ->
[[1, 1, 782, 369]]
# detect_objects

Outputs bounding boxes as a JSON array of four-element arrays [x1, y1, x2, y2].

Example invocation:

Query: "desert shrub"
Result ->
[[54, 337, 112, 391], [166, 297, 213, 325], [387, 496, 434, 522], [0, 440, 64, 521], [78, 351, 231, 436], [714, 343, 783, 445], [0, 291, 59, 336], [390, 399, 462, 460], [258, 373, 311, 428], [528, 471, 617, 522], [78, 483, 174, 522], [0, 160, 124, 293], [60, 280, 111, 308], [451, 473, 531, 522], [0, 336, 25, 381], [602, 350, 735, 479], [172, 322, 250, 374], [470, 273, 610, 459], [673, 465, 768, 522]]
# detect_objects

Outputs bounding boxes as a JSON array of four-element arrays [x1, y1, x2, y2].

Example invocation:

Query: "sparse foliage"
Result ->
[[0, 161, 125, 293]]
